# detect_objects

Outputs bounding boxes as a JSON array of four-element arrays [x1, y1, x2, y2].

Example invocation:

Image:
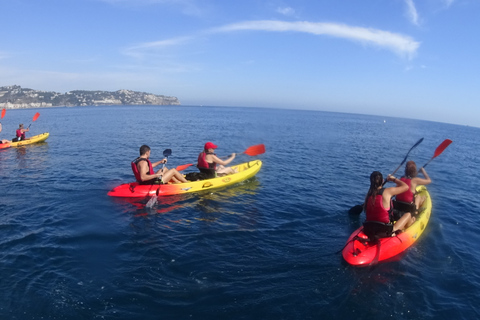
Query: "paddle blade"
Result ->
[[1, 108, 5, 119], [163, 149, 172, 157], [244, 144, 265, 156], [176, 163, 194, 171], [349, 204, 364, 215], [33, 112, 40, 122], [146, 196, 158, 208], [433, 139, 452, 158]]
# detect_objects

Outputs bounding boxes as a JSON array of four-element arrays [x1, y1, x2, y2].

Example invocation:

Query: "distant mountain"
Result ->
[[0, 85, 180, 109]]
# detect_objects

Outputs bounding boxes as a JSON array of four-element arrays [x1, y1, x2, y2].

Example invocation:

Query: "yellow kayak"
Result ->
[[108, 160, 263, 197], [9, 132, 50, 147]]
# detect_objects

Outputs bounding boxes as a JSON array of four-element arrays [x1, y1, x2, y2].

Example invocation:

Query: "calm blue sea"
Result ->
[[0, 105, 479, 319]]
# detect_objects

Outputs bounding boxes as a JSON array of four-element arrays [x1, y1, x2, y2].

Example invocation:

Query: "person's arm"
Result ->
[[138, 161, 161, 182], [385, 175, 408, 196], [0, 123, 2, 133], [211, 153, 236, 166], [151, 158, 167, 168], [413, 168, 432, 186]]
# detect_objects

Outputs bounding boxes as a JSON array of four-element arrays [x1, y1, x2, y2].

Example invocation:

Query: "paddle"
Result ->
[[348, 138, 424, 215], [175, 143, 266, 171], [146, 148, 172, 208], [27, 112, 40, 129], [1, 108, 5, 119], [421, 139, 452, 169]]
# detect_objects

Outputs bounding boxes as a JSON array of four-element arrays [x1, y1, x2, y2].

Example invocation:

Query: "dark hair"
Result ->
[[139, 145, 150, 156], [405, 160, 417, 178], [367, 171, 383, 204]]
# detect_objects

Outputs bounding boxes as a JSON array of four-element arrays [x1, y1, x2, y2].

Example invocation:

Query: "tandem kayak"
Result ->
[[342, 185, 432, 266], [108, 160, 262, 197], [9, 132, 50, 147]]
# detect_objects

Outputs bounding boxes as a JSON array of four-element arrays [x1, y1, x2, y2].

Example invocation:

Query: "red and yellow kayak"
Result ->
[[108, 160, 262, 197], [342, 185, 432, 266]]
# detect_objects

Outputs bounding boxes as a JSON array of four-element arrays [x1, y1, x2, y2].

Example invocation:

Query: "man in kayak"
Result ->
[[197, 142, 236, 178], [16, 124, 30, 141], [363, 171, 415, 239], [132, 145, 188, 184], [0, 123, 10, 144], [394, 161, 431, 215]]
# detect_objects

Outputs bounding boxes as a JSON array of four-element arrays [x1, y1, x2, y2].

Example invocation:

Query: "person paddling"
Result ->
[[132, 145, 187, 185], [197, 142, 236, 178], [363, 171, 415, 239], [16, 124, 30, 141], [394, 161, 431, 216]]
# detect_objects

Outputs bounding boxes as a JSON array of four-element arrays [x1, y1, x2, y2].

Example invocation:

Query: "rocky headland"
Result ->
[[0, 85, 180, 109]]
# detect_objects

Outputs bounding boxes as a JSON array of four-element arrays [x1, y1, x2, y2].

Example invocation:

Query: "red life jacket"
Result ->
[[16, 129, 25, 140], [131, 157, 154, 182], [396, 177, 414, 203], [365, 189, 392, 224], [197, 152, 216, 170]]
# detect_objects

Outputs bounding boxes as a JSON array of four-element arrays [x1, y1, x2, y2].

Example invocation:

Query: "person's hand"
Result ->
[[230, 153, 236, 157], [387, 174, 396, 182], [163, 158, 168, 164]]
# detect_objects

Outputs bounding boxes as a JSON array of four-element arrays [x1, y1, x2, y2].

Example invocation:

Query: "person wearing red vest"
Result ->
[[197, 142, 237, 178], [16, 123, 30, 141], [396, 161, 431, 210], [132, 145, 187, 185], [364, 171, 414, 235]]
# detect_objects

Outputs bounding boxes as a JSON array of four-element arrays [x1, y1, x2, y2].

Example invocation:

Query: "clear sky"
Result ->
[[1, 0, 479, 126]]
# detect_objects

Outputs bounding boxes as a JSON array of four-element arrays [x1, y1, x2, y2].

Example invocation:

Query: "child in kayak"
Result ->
[[363, 171, 415, 239], [396, 160, 431, 213], [197, 142, 237, 178]]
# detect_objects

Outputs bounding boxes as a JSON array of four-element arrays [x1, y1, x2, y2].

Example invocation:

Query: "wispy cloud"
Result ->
[[124, 20, 420, 60], [123, 36, 193, 58], [443, 0, 455, 7], [276, 7, 295, 16], [211, 20, 420, 59], [404, 0, 420, 26]]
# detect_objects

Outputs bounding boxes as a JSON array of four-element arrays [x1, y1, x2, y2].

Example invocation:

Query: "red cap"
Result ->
[[204, 142, 218, 150]]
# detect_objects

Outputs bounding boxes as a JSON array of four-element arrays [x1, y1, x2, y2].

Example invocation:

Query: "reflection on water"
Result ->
[[123, 178, 261, 233]]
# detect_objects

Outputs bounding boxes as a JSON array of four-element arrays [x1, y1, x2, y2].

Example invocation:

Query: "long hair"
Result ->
[[367, 171, 383, 205], [405, 160, 417, 178]]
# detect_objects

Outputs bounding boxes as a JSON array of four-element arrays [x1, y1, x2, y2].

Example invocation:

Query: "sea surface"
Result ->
[[0, 105, 478, 319]]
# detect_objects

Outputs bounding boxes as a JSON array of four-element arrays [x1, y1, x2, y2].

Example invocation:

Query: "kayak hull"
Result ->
[[9, 132, 50, 147], [108, 160, 262, 197], [342, 185, 432, 266]]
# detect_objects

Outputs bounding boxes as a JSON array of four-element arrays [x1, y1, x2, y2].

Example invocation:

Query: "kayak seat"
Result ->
[[363, 221, 394, 241], [392, 200, 416, 221], [198, 167, 216, 179]]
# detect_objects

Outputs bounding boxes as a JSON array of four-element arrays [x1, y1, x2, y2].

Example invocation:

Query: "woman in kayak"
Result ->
[[396, 160, 431, 212], [197, 142, 237, 178], [16, 124, 30, 141], [133, 145, 188, 184], [0, 123, 10, 144], [363, 171, 415, 238]]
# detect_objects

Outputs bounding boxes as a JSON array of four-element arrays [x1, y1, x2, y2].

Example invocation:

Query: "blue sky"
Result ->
[[1, 0, 479, 126]]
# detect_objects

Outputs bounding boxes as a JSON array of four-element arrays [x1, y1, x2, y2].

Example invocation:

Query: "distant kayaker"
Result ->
[[197, 142, 237, 178], [132, 145, 187, 185], [0, 123, 9, 144], [16, 124, 30, 141], [363, 171, 415, 239], [396, 161, 431, 212]]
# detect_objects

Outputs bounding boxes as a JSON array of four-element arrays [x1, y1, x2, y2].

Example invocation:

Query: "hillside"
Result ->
[[0, 85, 180, 109]]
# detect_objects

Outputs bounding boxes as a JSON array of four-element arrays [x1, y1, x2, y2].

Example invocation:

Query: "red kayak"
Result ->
[[342, 186, 432, 266]]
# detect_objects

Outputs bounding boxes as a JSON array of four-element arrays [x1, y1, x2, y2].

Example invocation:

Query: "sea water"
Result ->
[[0, 105, 478, 319]]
